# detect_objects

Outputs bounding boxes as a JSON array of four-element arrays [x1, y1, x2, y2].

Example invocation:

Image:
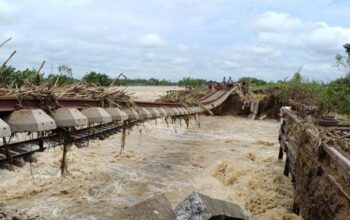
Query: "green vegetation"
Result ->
[[0, 66, 43, 87], [112, 78, 177, 86], [247, 73, 350, 115], [1, 44, 350, 115], [248, 79, 350, 116], [46, 74, 76, 86], [82, 71, 113, 86], [0, 65, 206, 88], [237, 77, 268, 87], [178, 77, 207, 87]]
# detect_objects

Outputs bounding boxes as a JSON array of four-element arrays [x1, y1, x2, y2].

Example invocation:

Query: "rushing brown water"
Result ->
[[0, 115, 300, 220]]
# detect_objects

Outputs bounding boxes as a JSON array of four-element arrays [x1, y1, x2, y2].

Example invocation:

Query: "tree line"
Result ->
[[2, 44, 350, 114], [0, 65, 208, 87]]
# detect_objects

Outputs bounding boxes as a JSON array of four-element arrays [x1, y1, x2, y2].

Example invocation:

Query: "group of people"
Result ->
[[207, 76, 234, 90], [222, 77, 234, 88]]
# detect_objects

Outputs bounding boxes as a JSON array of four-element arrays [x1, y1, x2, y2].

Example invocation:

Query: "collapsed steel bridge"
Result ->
[[0, 88, 234, 167]]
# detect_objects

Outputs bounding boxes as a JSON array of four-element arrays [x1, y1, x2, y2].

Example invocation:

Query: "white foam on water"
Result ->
[[0, 115, 300, 220]]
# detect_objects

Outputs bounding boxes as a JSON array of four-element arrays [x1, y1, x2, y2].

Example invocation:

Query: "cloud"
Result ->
[[229, 45, 282, 59], [139, 34, 166, 47], [216, 10, 350, 81], [0, 1, 19, 24], [137, 3, 350, 80], [0, 1, 17, 13], [254, 11, 304, 32], [50, 0, 92, 7], [177, 44, 189, 52], [172, 57, 189, 64], [254, 11, 350, 54], [0, 1, 350, 81], [146, 52, 156, 60]]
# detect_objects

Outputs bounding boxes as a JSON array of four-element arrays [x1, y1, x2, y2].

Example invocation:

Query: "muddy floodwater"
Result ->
[[0, 87, 300, 220], [0, 116, 300, 220]]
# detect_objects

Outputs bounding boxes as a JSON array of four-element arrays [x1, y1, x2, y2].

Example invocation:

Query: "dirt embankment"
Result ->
[[216, 86, 321, 120], [280, 109, 350, 219], [213, 90, 280, 119]]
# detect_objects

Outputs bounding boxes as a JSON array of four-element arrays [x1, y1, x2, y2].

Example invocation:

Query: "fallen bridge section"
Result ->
[[279, 107, 350, 220]]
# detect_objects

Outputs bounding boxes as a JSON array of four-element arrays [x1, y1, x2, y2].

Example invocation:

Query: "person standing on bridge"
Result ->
[[227, 77, 233, 89], [208, 80, 213, 90], [216, 77, 227, 90]]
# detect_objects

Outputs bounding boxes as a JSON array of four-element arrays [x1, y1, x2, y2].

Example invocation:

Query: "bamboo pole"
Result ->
[[37, 61, 46, 75], [0, 37, 12, 48], [1, 50, 16, 68]]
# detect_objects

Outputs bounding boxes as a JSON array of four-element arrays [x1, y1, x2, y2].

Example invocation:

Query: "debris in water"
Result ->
[[60, 128, 73, 177], [120, 121, 127, 155], [0, 203, 44, 220]]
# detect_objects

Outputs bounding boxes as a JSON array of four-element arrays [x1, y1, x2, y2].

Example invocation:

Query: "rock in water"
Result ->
[[117, 194, 176, 220], [175, 191, 247, 220]]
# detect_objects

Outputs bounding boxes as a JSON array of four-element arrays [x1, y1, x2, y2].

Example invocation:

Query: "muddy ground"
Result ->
[[0, 87, 300, 220]]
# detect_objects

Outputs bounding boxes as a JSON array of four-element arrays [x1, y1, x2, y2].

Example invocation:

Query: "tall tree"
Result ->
[[58, 65, 73, 77]]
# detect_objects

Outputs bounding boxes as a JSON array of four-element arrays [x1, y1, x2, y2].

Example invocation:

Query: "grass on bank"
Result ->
[[246, 73, 350, 116]]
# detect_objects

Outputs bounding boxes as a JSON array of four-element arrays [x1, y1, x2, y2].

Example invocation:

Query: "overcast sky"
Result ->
[[1, 0, 350, 81]]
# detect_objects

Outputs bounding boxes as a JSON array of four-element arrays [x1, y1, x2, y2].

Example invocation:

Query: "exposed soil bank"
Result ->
[[218, 91, 282, 119], [0, 116, 299, 220]]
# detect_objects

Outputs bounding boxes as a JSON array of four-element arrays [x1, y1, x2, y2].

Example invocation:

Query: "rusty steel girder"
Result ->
[[0, 97, 184, 112]]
